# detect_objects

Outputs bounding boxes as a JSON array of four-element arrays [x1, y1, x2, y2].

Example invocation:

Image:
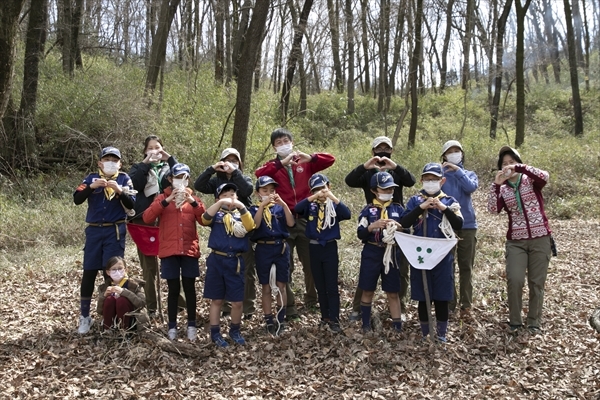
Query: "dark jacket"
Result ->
[[345, 163, 416, 206], [128, 156, 177, 219], [194, 167, 254, 208]]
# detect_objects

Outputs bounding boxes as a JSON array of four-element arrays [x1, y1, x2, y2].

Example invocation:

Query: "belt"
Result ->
[[255, 239, 286, 245], [367, 241, 396, 248], [87, 220, 126, 241], [211, 250, 242, 274], [309, 239, 336, 245]]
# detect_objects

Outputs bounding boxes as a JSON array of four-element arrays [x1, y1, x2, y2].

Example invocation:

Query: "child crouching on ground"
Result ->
[[356, 172, 405, 333], [249, 176, 295, 336], [97, 256, 146, 331], [295, 173, 351, 333], [400, 163, 463, 342], [201, 183, 256, 347], [143, 163, 206, 342]]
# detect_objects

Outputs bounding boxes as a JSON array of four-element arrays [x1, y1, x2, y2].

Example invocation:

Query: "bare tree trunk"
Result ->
[[461, 0, 474, 90], [440, 0, 455, 91], [280, 0, 313, 123], [232, 0, 251, 79], [543, 0, 561, 83], [563, 0, 584, 136], [572, 0, 584, 66], [377, 0, 390, 114], [327, 0, 343, 93], [305, 33, 321, 94], [299, 48, 307, 115], [530, 9, 550, 84], [224, 1, 232, 82], [514, 0, 532, 148], [0, 0, 26, 120], [387, 0, 406, 108], [408, 0, 423, 149], [214, 0, 225, 83], [581, 0, 591, 91], [489, 0, 512, 140], [345, 0, 354, 114], [231, 1, 269, 161], [360, 0, 370, 93]]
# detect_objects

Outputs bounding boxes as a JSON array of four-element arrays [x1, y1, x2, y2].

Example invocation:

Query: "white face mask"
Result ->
[[445, 152, 462, 165], [109, 269, 125, 282], [172, 178, 188, 190], [275, 143, 293, 157], [261, 195, 271, 202], [423, 181, 441, 195], [102, 161, 119, 175], [377, 193, 393, 202]]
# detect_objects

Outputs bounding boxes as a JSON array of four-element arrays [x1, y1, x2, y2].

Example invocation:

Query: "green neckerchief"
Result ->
[[506, 174, 523, 214], [278, 155, 295, 188], [150, 161, 165, 191]]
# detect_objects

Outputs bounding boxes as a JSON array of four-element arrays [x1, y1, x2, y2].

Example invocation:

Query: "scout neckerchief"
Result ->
[[278, 155, 295, 188], [506, 174, 523, 213], [222, 208, 238, 236], [99, 169, 119, 200], [257, 200, 274, 230], [144, 161, 166, 197], [372, 198, 392, 242], [316, 201, 325, 232]]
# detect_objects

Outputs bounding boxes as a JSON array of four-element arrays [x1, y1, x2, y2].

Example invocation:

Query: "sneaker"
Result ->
[[187, 326, 197, 342], [266, 323, 277, 335], [436, 335, 447, 343], [528, 326, 542, 335], [285, 314, 301, 322], [329, 322, 343, 334], [78, 316, 93, 334], [230, 330, 246, 345], [168, 328, 177, 340], [509, 324, 522, 333], [318, 319, 329, 328], [349, 311, 361, 321], [361, 325, 371, 334], [212, 333, 229, 348]]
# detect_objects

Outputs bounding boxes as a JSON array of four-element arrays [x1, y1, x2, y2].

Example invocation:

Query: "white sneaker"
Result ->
[[187, 326, 197, 342], [78, 315, 93, 334], [168, 328, 177, 340]]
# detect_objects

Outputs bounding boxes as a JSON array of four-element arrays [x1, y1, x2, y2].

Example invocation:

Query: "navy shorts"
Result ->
[[83, 224, 126, 270], [203, 253, 245, 301], [254, 241, 290, 285], [358, 244, 401, 293], [160, 255, 200, 280]]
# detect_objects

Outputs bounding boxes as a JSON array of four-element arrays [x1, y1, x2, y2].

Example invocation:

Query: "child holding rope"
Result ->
[[356, 172, 405, 333], [400, 163, 463, 342], [249, 176, 295, 336], [74, 146, 136, 334], [295, 174, 351, 333], [201, 183, 256, 347]]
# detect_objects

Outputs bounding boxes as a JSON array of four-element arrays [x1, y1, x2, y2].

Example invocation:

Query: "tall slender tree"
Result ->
[[327, 0, 343, 92], [345, 0, 355, 114], [408, 0, 423, 148], [563, 0, 584, 136], [0, 0, 26, 120], [514, 0, 532, 148], [489, 0, 512, 140]]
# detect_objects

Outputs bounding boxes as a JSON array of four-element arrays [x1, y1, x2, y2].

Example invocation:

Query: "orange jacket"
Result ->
[[143, 187, 206, 259]]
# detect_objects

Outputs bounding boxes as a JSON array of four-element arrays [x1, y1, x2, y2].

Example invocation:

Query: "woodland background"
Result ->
[[0, 0, 599, 398]]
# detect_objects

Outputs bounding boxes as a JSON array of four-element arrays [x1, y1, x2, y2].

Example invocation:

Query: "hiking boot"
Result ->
[[266, 323, 276, 335], [212, 333, 229, 348], [329, 322, 343, 334], [349, 311, 361, 321], [167, 328, 177, 340], [78, 316, 93, 334], [187, 326, 197, 342], [230, 330, 246, 345], [509, 324, 522, 333]]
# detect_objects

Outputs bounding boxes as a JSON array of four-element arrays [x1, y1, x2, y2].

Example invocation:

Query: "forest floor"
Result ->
[[0, 192, 599, 399]]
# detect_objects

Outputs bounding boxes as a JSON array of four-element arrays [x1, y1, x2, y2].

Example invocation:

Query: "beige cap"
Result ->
[[441, 140, 463, 157], [220, 148, 241, 161], [372, 136, 393, 149]]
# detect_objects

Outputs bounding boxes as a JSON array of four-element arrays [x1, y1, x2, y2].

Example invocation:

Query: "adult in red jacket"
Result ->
[[255, 128, 335, 319]]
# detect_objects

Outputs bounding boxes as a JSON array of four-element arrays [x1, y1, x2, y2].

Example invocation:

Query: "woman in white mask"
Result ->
[[440, 140, 479, 317]]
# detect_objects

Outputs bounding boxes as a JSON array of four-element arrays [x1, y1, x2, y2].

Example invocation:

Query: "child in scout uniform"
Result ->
[[295, 174, 351, 333], [249, 176, 295, 336], [356, 172, 405, 333], [201, 183, 256, 347], [74, 146, 136, 334], [97, 256, 146, 331], [143, 163, 206, 342], [400, 163, 463, 342]]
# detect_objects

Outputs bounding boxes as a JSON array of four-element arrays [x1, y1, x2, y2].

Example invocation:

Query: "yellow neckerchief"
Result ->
[[316, 200, 326, 232], [372, 198, 392, 220], [256, 200, 274, 229], [99, 169, 119, 200], [419, 190, 448, 221], [221, 208, 238, 236], [112, 274, 129, 288]]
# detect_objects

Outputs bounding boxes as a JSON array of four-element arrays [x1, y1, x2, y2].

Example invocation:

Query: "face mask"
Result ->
[[374, 152, 392, 160], [109, 269, 125, 282], [261, 195, 271, 202], [275, 143, 293, 157], [172, 178, 188, 189], [102, 161, 119, 175], [445, 152, 462, 164], [423, 181, 441, 195], [377, 193, 393, 202]]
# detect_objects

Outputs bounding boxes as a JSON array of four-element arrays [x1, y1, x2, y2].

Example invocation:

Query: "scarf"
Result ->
[[257, 200, 274, 230], [506, 174, 523, 214], [372, 198, 392, 242], [222, 209, 237, 236], [144, 162, 165, 197], [316, 201, 325, 232], [99, 169, 119, 200]]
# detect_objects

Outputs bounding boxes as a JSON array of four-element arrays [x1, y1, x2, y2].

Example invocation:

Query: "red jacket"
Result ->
[[255, 153, 335, 213], [142, 187, 206, 259]]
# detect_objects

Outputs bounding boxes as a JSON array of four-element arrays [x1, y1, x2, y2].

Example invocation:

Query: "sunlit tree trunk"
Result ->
[[563, 0, 584, 136], [489, 0, 512, 140], [408, 0, 423, 148], [440, 0, 455, 92], [461, 0, 474, 90], [377, 0, 390, 113], [542, 0, 561, 83], [214, 0, 225, 83], [581, 0, 590, 91], [0, 0, 26, 120], [514, 0, 532, 148], [345, 0, 354, 114], [360, 0, 370, 93], [232, 0, 251, 79], [327, 0, 343, 93]]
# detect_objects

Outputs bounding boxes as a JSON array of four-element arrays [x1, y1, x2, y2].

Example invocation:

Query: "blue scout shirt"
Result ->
[[249, 203, 291, 241], [201, 208, 255, 254], [74, 171, 135, 223], [295, 198, 351, 246], [356, 200, 405, 243], [403, 191, 462, 238]]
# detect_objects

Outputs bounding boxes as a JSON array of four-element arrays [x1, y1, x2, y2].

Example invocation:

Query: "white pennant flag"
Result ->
[[394, 231, 457, 270]]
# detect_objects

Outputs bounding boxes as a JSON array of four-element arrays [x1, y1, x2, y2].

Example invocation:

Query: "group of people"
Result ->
[[73, 128, 554, 346]]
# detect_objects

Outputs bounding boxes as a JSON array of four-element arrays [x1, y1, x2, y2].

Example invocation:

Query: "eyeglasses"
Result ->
[[108, 267, 124, 272], [374, 146, 392, 152]]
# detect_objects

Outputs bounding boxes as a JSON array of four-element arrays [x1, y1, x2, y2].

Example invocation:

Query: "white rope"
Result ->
[[269, 263, 284, 334], [382, 221, 397, 274], [120, 186, 138, 217], [232, 221, 248, 238], [321, 198, 337, 231], [174, 190, 186, 209], [439, 202, 461, 239]]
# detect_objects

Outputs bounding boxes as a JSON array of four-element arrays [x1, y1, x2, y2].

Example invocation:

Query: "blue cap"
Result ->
[[370, 172, 399, 189], [215, 182, 237, 198], [100, 146, 121, 159], [171, 163, 191, 177], [421, 162, 444, 177], [255, 176, 279, 191], [309, 173, 329, 191]]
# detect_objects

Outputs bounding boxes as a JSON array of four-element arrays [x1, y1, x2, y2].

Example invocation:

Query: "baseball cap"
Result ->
[[100, 146, 121, 159], [309, 173, 329, 191], [215, 182, 237, 198], [421, 163, 444, 177], [171, 163, 190, 177], [497, 145, 522, 170], [220, 148, 241, 161], [372, 136, 393, 149], [441, 140, 463, 157], [370, 172, 399, 189], [255, 176, 279, 191]]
